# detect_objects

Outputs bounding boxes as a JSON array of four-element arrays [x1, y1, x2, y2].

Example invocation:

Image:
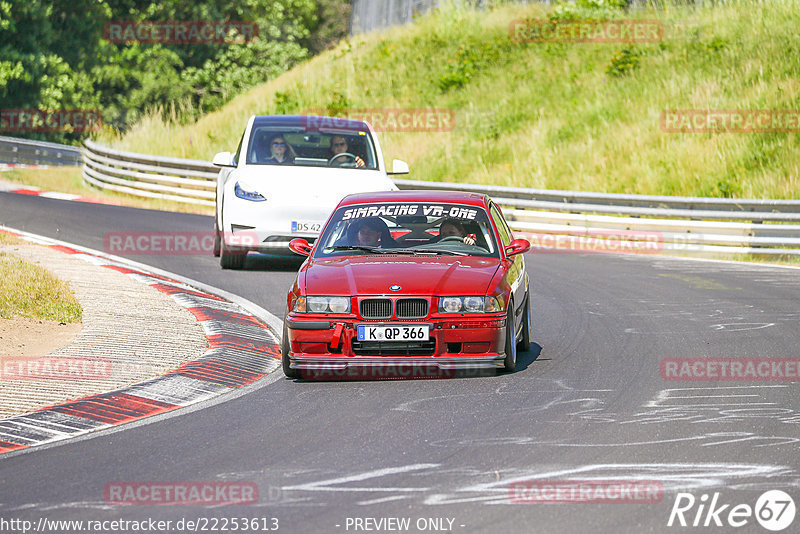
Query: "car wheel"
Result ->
[[517, 292, 531, 352], [282, 321, 300, 379], [213, 220, 221, 257], [219, 239, 246, 269], [501, 303, 517, 372]]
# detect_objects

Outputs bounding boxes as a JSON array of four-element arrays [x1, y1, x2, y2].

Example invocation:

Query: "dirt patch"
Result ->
[[0, 316, 82, 358]]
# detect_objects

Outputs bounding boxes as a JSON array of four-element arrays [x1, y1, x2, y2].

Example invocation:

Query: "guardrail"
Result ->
[[80, 140, 800, 256], [0, 135, 82, 166], [82, 139, 216, 207]]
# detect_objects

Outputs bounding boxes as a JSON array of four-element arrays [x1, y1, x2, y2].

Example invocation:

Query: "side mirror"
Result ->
[[212, 151, 235, 167], [505, 238, 531, 257], [289, 238, 312, 257], [388, 159, 409, 175]]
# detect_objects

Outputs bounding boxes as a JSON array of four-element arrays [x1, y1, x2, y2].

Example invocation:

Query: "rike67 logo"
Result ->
[[668, 490, 796, 531]]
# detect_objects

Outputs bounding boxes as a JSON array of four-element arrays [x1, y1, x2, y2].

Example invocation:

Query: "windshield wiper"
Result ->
[[329, 245, 388, 254], [384, 248, 434, 255], [401, 248, 467, 256]]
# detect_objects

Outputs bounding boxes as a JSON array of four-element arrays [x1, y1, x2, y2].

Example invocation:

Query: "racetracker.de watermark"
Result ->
[[661, 110, 800, 133], [104, 482, 259, 505], [299, 364, 493, 381], [104, 21, 258, 44], [1, 357, 111, 380], [519, 231, 664, 254], [303, 109, 455, 132], [104, 231, 259, 255], [509, 480, 664, 504], [661, 358, 800, 381], [0, 109, 102, 133], [509, 19, 663, 43]]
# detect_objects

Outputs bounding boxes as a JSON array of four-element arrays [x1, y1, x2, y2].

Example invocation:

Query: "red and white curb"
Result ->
[[0, 227, 282, 455], [0, 164, 50, 171], [0, 181, 121, 205]]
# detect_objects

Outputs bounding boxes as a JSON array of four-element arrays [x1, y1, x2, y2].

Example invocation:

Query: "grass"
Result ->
[[0, 252, 82, 322], [1, 167, 213, 215], [99, 0, 800, 200], [0, 231, 21, 245], [732, 253, 800, 267]]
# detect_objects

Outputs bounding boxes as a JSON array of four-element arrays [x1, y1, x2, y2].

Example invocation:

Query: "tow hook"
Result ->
[[330, 323, 345, 350]]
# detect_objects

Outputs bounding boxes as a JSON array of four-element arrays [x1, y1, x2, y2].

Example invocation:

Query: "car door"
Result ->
[[489, 202, 527, 322]]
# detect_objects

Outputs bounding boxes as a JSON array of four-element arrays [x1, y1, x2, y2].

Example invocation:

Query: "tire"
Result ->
[[501, 304, 517, 372], [213, 220, 221, 257], [282, 321, 300, 379], [517, 292, 531, 352], [220, 239, 246, 269]]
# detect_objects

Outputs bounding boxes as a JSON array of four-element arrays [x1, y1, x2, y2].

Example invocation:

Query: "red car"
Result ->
[[282, 190, 531, 379]]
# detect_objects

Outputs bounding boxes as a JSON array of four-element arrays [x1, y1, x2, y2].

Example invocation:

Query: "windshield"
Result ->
[[314, 202, 499, 258], [245, 125, 378, 169]]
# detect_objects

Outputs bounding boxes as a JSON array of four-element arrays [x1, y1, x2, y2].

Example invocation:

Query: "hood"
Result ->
[[303, 255, 501, 296], [234, 165, 397, 204]]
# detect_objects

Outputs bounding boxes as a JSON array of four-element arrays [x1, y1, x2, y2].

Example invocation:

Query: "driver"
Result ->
[[436, 218, 476, 245], [330, 135, 365, 168], [348, 218, 394, 247]]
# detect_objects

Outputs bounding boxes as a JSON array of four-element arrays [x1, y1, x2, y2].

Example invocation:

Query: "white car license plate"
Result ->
[[292, 221, 322, 233], [357, 325, 430, 341]]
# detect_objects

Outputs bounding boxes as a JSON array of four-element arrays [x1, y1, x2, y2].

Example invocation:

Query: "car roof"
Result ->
[[339, 190, 490, 207], [251, 114, 372, 132]]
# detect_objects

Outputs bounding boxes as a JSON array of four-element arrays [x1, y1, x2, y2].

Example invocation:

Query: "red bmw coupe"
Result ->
[[283, 190, 531, 379]]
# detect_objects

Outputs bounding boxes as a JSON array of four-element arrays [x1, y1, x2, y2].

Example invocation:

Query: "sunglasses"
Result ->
[[332, 142, 347, 147], [272, 141, 286, 147]]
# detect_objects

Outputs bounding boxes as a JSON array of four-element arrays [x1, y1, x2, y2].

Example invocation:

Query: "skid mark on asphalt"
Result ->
[[562, 384, 800, 427], [258, 463, 797, 507], [4, 461, 796, 510], [282, 464, 439, 493], [393, 379, 614, 414], [423, 463, 796, 505], [708, 322, 775, 331], [609, 298, 797, 334], [417, 384, 800, 450]]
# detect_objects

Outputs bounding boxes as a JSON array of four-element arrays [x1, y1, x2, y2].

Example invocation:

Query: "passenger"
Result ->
[[436, 218, 476, 245], [329, 135, 365, 168], [262, 135, 296, 164]]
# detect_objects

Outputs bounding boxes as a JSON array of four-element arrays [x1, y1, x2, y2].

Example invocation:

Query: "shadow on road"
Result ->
[[239, 253, 305, 272], [513, 342, 543, 374]]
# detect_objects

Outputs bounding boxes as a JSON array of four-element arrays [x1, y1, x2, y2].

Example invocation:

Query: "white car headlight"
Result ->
[[297, 296, 351, 314], [440, 297, 462, 313], [328, 297, 350, 314], [438, 296, 502, 313], [234, 182, 266, 202]]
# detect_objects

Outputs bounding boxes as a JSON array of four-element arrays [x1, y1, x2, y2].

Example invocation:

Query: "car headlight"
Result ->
[[438, 296, 503, 313], [234, 182, 266, 202], [294, 296, 351, 314]]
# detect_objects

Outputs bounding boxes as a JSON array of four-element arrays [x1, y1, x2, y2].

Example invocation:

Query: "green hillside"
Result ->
[[103, 0, 800, 199]]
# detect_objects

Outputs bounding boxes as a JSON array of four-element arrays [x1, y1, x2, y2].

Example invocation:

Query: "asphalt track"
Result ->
[[1, 191, 799, 533]]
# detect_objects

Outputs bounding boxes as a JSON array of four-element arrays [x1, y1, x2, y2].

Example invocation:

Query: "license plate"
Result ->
[[357, 324, 430, 341], [292, 221, 322, 233]]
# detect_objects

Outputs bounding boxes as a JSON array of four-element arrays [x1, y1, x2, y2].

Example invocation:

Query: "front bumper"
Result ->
[[223, 230, 317, 254], [285, 315, 507, 378]]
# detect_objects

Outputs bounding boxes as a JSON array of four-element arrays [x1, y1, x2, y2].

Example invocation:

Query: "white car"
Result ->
[[211, 115, 408, 269]]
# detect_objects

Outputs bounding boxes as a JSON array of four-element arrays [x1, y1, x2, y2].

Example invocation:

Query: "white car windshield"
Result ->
[[314, 202, 500, 258], [246, 126, 378, 170]]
